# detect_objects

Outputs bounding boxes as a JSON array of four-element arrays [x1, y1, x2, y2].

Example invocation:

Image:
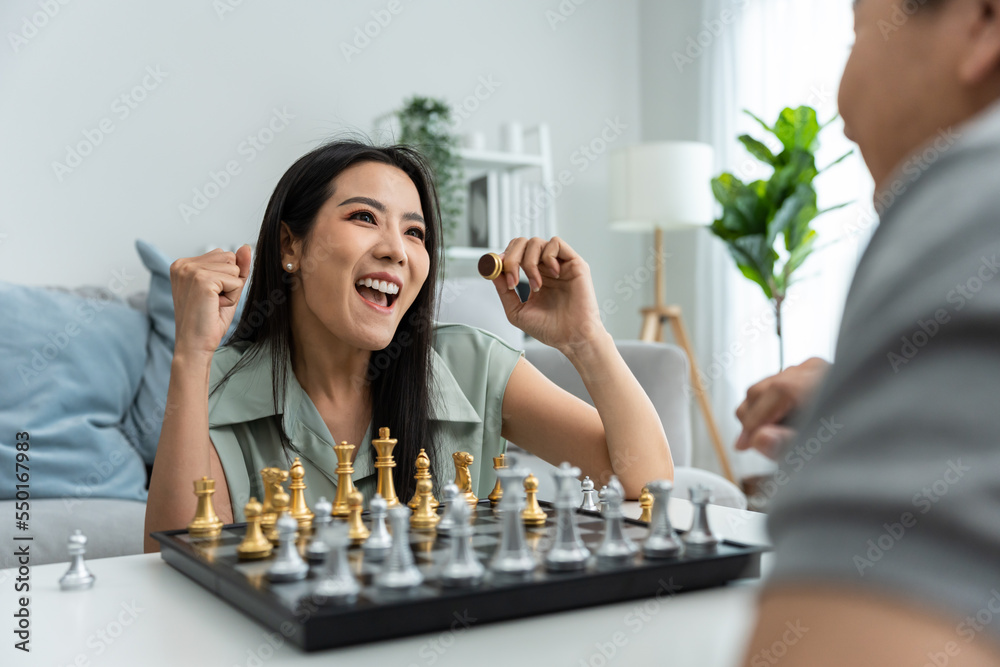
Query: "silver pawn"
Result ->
[[598, 485, 609, 516], [683, 485, 719, 551], [266, 513, 308, 583], [595, 477, 638, 567], [375, 505, 423, 589], [579, 476, 599, 512], [307, 496, 333, 565], [59, 530, 95, 591], [362, 494, 392, 561], [436, 483, 461, 536], [642, 480, 683, 559], [439, 496, 486, 587], [546, 462, 591, 572], [312, 523, 360, 605], [489, 463, 535, 575]]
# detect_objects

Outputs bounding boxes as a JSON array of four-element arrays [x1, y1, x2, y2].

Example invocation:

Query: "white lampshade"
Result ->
[[609, 141, 715, 231]]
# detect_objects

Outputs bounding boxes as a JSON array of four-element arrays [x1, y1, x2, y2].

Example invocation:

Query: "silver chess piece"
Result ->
[[579, 476, 599, 512], [683, 485, 719, 551], [595, 476, 638, 567], [313, 523, 360, 605], [439, 495, 486, 587], [436, 483, 461, 537], [59, 530, 95, 591], [375, 505, 423, 589], [362, 494, 392, 561], [546, 462, 591, 572], [598, 485, 609, 516], [642, 480, 683, 559], [266, 513, 308, 583], [489, 462, 536, 575], [307, 496, 333, 565]]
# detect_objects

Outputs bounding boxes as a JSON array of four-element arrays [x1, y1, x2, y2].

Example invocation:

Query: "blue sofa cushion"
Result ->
[[123, 240, 175, 462], [0, 284, 150, 502]]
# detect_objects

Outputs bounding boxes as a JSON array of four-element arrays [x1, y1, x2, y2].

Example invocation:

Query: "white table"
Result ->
[[1, 500, 770, 667]]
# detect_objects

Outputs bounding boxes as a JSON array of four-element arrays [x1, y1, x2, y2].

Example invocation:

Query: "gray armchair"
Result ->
[[437, 277, 746, 509]]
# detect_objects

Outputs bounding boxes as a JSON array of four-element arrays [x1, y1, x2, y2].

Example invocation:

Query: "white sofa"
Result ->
[[437, 278, 745, 507]]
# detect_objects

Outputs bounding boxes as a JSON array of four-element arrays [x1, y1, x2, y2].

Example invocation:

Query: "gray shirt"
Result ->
[[767, 99, 1000, 645]]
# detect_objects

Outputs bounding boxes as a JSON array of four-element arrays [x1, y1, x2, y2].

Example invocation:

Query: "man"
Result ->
[[738, 0, 1000, 664]]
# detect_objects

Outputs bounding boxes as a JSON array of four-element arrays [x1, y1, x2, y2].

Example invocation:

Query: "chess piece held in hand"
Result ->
[[59, 530, 96, 591]]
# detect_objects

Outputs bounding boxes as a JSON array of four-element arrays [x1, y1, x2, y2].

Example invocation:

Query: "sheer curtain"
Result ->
[[694, 0, 876, 477]]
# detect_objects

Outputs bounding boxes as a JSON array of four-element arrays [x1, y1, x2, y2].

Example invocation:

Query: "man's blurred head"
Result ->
[[839, 0, 1000, 189]]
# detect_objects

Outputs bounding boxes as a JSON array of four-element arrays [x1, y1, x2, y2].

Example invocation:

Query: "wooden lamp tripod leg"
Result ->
[[665, 312, 737, 484]]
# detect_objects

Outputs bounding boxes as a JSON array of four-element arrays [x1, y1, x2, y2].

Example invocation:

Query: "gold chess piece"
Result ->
[[488, 454, 506, 507], [266, 487, 294, 544], [521, 473, 547, 527], [188, 476, 224, 538], [639, 486, 654, 523], [478, 252, 503, 280], [407, 448, 438, 510], [332, 441, 357, 518], [372, 427, 400, 508], [237, 497, 273, 560], [260, 467, 289, 532], [347, 490, 370, 544], [288, 457, 314, 532], [410, 478, 440, 531], [453, 451, 477, 507]]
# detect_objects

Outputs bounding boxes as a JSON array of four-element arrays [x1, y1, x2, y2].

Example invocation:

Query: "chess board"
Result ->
[[152, 502, 767, 652]]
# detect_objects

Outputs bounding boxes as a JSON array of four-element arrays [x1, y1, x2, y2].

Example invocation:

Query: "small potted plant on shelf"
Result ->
[[394, 96, 464, 245]]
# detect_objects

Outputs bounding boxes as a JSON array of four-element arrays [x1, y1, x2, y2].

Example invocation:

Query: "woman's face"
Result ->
[[287, 161, 430, 352]]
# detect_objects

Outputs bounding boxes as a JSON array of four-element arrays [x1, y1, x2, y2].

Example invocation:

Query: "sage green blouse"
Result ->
[[207, 323, 524, 521]]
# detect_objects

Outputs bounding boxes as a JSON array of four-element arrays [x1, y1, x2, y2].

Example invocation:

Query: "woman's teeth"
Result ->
[[355, 278, 399, 295]]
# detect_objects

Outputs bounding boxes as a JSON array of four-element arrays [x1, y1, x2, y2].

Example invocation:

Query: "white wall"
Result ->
[[0, 0, 646, 339]]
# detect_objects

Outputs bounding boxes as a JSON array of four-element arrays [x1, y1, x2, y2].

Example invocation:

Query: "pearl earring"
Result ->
[[286, 263, 294, 271]]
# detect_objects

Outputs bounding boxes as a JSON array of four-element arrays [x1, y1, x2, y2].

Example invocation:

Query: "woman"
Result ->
[[143, 140, 672, 551]]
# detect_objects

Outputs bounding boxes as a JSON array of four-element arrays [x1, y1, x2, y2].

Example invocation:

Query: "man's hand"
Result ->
[[735, 357, 830, 459]]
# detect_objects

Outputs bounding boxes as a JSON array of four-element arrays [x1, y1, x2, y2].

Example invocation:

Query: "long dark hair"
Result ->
[[217, 139, 442, 501]]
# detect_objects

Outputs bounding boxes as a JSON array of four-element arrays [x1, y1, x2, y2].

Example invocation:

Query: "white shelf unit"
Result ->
[[448, 124, 557, 261]]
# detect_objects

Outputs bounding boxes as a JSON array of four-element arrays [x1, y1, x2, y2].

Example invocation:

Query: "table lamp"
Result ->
[[609, 141, 735, 483]]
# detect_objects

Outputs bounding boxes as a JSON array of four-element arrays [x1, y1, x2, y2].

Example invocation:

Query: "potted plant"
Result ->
[[395, 96, 464, 245], [709, 105, 850, 369]]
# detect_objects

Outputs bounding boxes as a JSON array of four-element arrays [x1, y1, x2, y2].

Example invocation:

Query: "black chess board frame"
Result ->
[[152, 502, 768, 652]]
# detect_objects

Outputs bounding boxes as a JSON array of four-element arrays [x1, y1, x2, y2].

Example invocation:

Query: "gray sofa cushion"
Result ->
[[0, 498, 146, 568]]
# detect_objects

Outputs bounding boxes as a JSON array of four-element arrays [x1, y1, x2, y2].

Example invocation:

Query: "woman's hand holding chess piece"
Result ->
[[487, 236, 607, 356]]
